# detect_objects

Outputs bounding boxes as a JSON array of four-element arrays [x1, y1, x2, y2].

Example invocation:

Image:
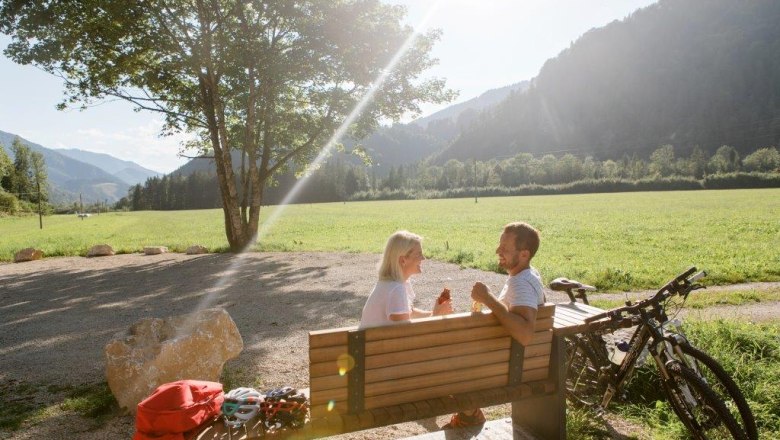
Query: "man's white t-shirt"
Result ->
[[359, 280, 415, 329], [497, 266, 545, 309]]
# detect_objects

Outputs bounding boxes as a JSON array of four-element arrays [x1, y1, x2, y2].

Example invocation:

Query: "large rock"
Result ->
[[14, 248, 44, 263], [105, 308, 243, 411], [87, 244, 115, 257], [143, 246, 168, 255], [185, 245, 208, 255]]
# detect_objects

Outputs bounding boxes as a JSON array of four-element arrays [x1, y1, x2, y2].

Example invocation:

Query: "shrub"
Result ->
[[0, 190, 20, 215]]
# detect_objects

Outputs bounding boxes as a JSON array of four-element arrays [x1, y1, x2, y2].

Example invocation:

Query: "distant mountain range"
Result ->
[[0, 130, 160, 204], [56, 148, 159, 187]]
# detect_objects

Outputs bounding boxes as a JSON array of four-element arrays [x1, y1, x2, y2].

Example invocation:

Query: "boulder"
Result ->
[[105, 308, 243, 412], [87, 244, 115, 257], [14, 248, 44, 263], [185, 245, 208, 255], [143, 246, 168, 255]]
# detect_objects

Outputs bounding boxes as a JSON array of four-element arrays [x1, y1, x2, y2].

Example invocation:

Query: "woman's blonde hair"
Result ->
[[378, 230, 422, 281]]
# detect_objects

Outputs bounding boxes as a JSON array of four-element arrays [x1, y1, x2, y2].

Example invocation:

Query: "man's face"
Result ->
[[496, 231, 524, 275]]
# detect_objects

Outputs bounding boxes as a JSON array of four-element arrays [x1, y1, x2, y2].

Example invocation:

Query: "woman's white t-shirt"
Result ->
[[359, 280, 415, 329]]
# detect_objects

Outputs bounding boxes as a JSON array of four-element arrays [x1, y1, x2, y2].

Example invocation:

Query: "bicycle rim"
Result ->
[[564, 336, 606, 407], [662, 362, 748, 440], [679, 343, 758, 440]]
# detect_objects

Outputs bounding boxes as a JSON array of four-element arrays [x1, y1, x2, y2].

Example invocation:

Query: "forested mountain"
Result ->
[[56, 148, 160, 186], [0, 130, 130, 203], [361, 81, 530, 173], [439, 0, 780, 163], [412, 81, 529, 129]]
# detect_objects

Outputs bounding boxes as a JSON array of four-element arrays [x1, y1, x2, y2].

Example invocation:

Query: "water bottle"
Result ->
[[609, 340, 629, 365]]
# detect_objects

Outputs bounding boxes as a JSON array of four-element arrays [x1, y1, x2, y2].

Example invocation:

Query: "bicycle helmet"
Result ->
[[261, 387, 308, 430], [221, 387, 263, 428]]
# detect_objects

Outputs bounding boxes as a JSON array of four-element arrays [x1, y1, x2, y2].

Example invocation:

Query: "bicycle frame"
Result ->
[[598, 307, 684, 408]]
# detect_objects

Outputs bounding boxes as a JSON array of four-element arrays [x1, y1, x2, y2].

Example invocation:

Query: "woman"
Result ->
[[359, 230, 452, 329]]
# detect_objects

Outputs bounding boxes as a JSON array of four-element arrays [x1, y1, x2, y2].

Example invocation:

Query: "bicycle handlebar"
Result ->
[[583, 267, 706, 324]]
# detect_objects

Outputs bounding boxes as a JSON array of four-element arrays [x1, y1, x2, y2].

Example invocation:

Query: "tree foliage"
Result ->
[[123, 143, 779, 210], [1, 0, 452, 249]]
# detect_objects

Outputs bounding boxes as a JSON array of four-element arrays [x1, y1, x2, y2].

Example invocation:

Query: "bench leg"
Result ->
[[511, 335, 566, 440]]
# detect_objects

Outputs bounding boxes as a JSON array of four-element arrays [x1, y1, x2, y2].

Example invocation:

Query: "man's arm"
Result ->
[[472, 282, 537, 346]]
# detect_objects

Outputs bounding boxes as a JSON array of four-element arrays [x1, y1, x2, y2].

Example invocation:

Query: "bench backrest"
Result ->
[[308, 303, 555, 419]]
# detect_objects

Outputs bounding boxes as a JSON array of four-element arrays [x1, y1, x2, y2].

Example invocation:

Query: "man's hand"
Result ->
[[471, 282, 494, 306]]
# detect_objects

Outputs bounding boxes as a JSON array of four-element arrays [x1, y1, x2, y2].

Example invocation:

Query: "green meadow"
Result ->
[[2, 189, 779, 290]]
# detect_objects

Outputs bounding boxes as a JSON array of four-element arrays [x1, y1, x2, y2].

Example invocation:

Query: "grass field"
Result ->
[[2, 189, 779, 290]]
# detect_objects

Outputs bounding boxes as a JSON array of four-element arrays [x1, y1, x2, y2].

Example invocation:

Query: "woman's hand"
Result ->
[[432, 298, 453, 316]]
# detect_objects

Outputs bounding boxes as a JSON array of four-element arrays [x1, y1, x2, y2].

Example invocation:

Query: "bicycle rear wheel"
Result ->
[[662, 361, 748, 440], [677, 343, 757, 440], [564, 335, 608, 407]]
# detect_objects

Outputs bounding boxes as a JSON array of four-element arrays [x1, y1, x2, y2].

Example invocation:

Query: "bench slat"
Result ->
[[308, 304, 555, 349], [311, 337, 509, 377], [364, 374, 508, 409], [365, 362, 509, 398], [365, 326, 516, 356], [310, 331, 552, 377], [365, 349, 509, 383]]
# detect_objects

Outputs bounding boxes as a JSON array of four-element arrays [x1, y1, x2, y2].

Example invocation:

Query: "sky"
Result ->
[[0, 0, 656, 174]]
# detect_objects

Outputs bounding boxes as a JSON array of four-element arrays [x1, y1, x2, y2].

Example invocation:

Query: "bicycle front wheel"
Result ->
[[662, 361, 748, 440], [677, 343, 757, 440]]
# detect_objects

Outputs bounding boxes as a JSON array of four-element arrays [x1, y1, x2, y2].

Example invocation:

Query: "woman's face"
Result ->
[[400, 243, 425, 280]]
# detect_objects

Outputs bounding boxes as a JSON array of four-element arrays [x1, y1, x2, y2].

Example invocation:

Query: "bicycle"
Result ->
[[551, 267, 757, 440]]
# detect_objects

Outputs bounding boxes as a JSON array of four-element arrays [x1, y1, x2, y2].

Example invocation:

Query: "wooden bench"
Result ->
[[194, 303, 565, 439]]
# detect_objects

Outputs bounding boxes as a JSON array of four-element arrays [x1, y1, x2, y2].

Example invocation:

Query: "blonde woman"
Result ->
[[359, 230, 452, 329]]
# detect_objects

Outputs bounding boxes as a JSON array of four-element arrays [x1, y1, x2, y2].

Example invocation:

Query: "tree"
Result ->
[[30, 151, 48, 228], [1, 0, 452, 250], [649, 144, 675, 177], [709, 145, 741, 174], [0, 143, 12, 192], [10, 137, 32, 200], [743, 147, 780, 172], [29, 151, 48, 204]]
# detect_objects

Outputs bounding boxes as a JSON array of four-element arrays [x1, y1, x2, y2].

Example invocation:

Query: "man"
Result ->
[[444, 222, 545, 429], [472, 221, 545, 345]]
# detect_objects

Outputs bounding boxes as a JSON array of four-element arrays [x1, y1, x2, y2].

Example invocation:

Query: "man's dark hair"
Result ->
[[504, 222, 540, 258]]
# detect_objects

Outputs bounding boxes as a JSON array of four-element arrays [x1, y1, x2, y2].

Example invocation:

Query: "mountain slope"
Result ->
[[440, 0, 780, 163], [56, 148, 160, 186], [0, 130, 130, 203], [411, 81, 529, 129]]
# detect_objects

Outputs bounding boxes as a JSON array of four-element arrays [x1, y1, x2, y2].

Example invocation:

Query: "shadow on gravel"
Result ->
[[0, 253, 370, 387]]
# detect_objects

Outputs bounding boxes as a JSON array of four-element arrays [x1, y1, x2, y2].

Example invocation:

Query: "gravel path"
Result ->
[[1, 252, 777, 439]]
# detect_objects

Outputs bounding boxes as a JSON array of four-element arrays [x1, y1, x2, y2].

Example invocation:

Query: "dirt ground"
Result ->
[[1, 252, 777, 439]]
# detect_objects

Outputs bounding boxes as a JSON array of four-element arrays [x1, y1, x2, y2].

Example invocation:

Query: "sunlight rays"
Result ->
[[181, 0, 446, 324]]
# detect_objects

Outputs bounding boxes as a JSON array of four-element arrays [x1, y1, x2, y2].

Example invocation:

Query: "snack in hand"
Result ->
[[437, 287, 451, 305]]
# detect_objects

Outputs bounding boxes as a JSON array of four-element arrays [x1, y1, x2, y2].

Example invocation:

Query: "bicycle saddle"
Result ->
[[549, 277, 596, 292]]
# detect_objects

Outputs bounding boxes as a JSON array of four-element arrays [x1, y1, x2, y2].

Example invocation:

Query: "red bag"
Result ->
[[133, 380, 224, 440]]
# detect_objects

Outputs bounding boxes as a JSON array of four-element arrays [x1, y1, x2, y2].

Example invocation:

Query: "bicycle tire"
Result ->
[[678, 343, 758, 440], [564, 335, 607, 407], [662, 361, 748, 440]]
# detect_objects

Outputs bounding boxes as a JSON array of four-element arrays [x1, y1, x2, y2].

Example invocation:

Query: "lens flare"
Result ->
[[337, 353, 355, 376]]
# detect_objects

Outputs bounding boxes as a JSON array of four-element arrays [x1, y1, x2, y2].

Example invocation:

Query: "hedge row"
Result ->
[[349, 173, 780, 201]]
